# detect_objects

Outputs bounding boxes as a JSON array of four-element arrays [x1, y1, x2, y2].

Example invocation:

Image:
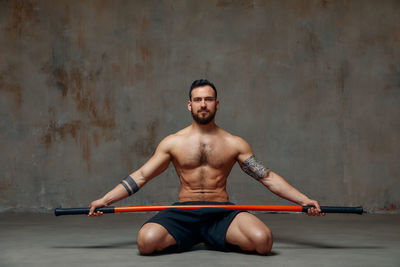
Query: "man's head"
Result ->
[[188, 79, 219, 125], [189, 79, 217, 101]]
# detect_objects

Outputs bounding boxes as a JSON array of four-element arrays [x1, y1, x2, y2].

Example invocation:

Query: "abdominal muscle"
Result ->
[[178, 187, 229, 202], [177, 167, 230, 202]]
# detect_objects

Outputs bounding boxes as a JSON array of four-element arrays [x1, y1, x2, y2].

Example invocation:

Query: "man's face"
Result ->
[[188, 85, 219, 125]]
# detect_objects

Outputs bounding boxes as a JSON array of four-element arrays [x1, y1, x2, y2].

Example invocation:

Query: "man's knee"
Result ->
[[251, 228, 273, 255], [137, 224, 160, 254], [137, 223, 175, 255], [228, 213, 273, 255]]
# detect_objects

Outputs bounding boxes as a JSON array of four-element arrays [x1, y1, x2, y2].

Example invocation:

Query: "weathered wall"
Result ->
[[0, 0, 399, 213]]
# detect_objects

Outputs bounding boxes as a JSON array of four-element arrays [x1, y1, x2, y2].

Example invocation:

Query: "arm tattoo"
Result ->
[[239, 155, 270, 181]]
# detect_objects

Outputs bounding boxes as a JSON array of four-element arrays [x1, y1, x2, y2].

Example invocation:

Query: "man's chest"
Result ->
[[170, 138, 237, 169]]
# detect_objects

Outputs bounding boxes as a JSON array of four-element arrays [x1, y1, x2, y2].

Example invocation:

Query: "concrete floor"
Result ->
[[0, 212, 399, 267]]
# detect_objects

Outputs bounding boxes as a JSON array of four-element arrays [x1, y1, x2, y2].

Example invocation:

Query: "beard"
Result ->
[[191, 108, 216, 125]]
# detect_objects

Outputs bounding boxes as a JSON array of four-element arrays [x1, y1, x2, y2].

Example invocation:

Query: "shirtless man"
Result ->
[[88, 79, 323, 255]]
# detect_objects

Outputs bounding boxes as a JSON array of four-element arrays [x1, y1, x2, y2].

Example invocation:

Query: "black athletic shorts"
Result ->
[[145, 201, 246, 252]]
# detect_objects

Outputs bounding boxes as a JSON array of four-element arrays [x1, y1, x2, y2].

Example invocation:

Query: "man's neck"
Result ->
[[191, 120, 218, 134]]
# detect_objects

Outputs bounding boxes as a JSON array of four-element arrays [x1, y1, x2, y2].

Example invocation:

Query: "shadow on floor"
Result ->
[[275, 236, 384, 249], [52, 240, 137, 249], [51, 236, 383, 255], [51, 241, 279, 256]]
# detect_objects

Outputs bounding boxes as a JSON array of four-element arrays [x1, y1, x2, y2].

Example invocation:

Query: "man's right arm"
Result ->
[[88, 136, 173, 216]]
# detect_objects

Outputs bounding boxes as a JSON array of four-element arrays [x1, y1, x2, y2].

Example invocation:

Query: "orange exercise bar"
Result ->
[[114, 205, 303, 213], [54, 205, 364, 216]]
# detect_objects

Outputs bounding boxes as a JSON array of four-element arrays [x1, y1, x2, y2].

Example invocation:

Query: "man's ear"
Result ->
[[216, 100, 220, 110], [187, 100, 192, 111]]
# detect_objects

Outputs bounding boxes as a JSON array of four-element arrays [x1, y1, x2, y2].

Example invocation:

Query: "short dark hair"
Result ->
[[189, 79, 217, 100]]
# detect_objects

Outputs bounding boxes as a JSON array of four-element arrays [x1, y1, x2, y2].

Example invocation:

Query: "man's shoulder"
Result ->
[[218, 128, 244, 141], [169, 126, 192, 140], [218, 128, 250, 149], [218, 130, 253, 160], [158, 127, 190, 146]]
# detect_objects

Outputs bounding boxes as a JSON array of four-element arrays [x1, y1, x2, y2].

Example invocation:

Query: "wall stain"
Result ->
[[41, 57, 116, 172], [5, 0, 40, 39], [77, 28, 85, 49], [112, 63, 121, 74], [384, 202, 399, 212], [357, 31, 399, 58], [131, 41, 154, 83], [394, 32, 400, 45], [385, 64, 400, 90], [336, 60, 350, 193], [301, 24, 322, 55], [337, 60, 349, 93], [134, 63, 145, 82], [216, 0, 254, 8], [59, 2, 71, 27], [140, 46, 152, 64], [0, 66, 23, 110], [80, 132, 91, 172], [41, 120, 82, 149], [92, 132, 99, 147], [7, 84, 22, 108], [336, 60, 351, 127], [76, 15, 86, 49], [92, 0, 111, 18], [49, 64, 112, 124], [289, 1, 312, 17], [104, 92, 112, 113], [53, 67, 69, 98], [134, 120, 159, 157], [320, 0, 330, 8], [126, 63, 134, 86], [121, 41, 154, 86], [0, 177, 12, 196], [140, 17, 149, 34]]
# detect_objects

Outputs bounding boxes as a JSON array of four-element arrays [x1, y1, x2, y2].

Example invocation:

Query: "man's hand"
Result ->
[[302, 199, 326, 216], [88, 198, 107, 217]]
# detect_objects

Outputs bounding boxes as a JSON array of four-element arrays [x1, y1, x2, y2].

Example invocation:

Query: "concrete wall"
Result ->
[[0, 0, 399, 213]]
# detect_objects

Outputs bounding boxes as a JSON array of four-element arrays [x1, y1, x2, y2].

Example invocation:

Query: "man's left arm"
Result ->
[[236, 138, 324, 216]]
